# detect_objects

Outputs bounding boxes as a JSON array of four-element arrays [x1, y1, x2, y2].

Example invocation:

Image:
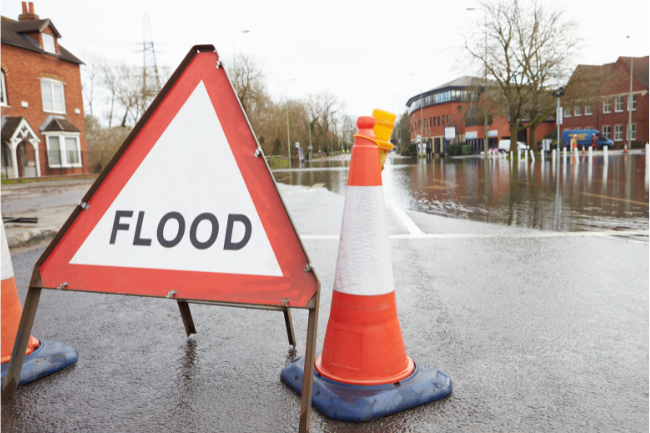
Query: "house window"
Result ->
[[0, 71, 6, 106], [574, 105, 581, 116], [46, 134, 81, 167], [628, 94, 637, 111], [585, 104, 592, 115], [602, 126, 611, 139], [603, 98, 611, 113], [627, 124, 636, 141], [564, 106, 571, 117], [615, 95, 624, 112], [442, 115, 445, 126], [41, 79, 65, 113], [614, 125, 623, 141], [447, 114, 450, 124], [42, 33, 56, 54]]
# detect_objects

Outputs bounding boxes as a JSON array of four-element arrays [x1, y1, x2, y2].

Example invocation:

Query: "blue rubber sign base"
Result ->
[[1, 339, 79, 389], [281, 354, 452, 422]]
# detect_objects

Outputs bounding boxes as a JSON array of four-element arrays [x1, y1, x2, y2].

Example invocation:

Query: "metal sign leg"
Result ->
[[177, 301, 197, 337], [299, 292, 319, 433], [283, 308, 296, 349], [2, 287, 42, 398]]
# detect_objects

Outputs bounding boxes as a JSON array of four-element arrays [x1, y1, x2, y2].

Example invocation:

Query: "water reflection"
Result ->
[[274, 154, 649, 237]]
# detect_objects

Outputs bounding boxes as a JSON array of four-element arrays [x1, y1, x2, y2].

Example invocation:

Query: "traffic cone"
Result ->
[[281, 116, 452, 422], [582, 145, 586, 154], [624, 144, 628, 153], [1, 220, 79, 390], [1, 224, 39, 365]]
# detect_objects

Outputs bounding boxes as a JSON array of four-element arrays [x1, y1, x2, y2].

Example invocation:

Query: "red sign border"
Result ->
[[30, 45, 319, 309]]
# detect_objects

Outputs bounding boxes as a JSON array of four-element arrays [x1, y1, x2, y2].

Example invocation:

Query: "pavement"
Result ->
[[1, 182, 648, 432]]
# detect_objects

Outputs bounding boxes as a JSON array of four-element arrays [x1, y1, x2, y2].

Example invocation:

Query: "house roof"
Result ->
[[41, 117, 81, 133], [0, 16, 82, 65], [1, 116, 40, 142], [406, 76, 485, 106]]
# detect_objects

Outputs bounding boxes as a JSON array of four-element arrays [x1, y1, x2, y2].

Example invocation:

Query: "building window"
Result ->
[[627, 123, 636, 141], [46, 134, 81, 167], [628, 94, 637, 111], [603, 98, 611, 113], [442, 116, 445, 126], [615, 95, 624, 112], [602, 126, 611, 139], [41, 79, 65, 113], [564, 106, 571, 117], [42, 33, 56, 54], [574, 105, 581, 116], [585, 104, 592, 115], [614, 125, 623, 141], [447, 114, 450, 124], [0, 71, 6, 106]]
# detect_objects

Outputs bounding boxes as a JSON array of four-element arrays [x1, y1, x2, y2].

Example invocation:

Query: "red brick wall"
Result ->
[[1, 42, 87, 176], [561, 57, 648, 148]]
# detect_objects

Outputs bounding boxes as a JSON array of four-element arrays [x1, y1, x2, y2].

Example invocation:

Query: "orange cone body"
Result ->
[[314, 116, 414, 386], [582, 146, 586, 154], [1, 222, 39, 364]]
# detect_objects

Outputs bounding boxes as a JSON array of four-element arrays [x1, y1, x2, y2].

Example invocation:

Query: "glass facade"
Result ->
[[408, 88, 479, 114]]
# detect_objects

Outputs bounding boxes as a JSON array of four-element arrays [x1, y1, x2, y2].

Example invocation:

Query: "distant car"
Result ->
[[561, 129, 614, 150], [498, 139, 529, 153]]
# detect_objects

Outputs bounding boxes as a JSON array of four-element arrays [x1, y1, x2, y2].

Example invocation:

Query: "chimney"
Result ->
[[18, 2, 39, 21]]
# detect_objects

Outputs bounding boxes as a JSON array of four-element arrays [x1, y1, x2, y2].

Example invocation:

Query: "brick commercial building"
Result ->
[[1, 2, 87, 179], [560, 56, 649, 148], [406, 76, 555, 155]]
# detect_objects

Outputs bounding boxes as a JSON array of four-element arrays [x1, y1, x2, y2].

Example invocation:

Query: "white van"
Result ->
[[498, 139, 529, 153]]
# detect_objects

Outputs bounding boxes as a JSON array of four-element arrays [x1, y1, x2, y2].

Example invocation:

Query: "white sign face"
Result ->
[[557, 107, 563, 125], [466, 131, 478, 139], [488, 130, 498, 137], [295, 142, 300, 148], [70, 81, 283, 277], [444, 127, 456, 140]]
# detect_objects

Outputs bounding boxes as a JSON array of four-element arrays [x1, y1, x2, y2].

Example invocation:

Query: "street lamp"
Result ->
[[411, 73, 423, 158], [626, 36, 634, 151], [286, 79, 296, 168], [232, 30, 250, 94], [468, 8, 489, 160]]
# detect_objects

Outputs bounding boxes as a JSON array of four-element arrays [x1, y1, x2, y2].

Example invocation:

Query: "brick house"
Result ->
[[561, 56, 649, 148], [406, 76, 555, 155], [1, 1, 87, 179]]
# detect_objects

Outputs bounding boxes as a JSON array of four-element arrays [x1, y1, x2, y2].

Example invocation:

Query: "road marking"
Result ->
[[387, 199, 425, 237], [580, 192, 649, 206], [301, 230, 649, 240]]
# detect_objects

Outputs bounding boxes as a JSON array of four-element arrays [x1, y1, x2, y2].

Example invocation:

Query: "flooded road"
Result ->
[[274, 152, 649, 239]]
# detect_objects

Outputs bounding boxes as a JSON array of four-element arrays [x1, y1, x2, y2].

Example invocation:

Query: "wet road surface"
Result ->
[[2, 184, 648, 432]]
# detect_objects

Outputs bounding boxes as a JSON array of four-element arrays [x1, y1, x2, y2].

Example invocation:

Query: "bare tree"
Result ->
[[465, 0, 578, 152], [81, 51, 104, 117]]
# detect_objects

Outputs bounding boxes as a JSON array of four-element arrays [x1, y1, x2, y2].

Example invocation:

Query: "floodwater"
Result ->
[[274, 152, 649, 239]]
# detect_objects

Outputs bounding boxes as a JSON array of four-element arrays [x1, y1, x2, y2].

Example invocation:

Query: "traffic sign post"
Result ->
[[1, 45, 321, 433]]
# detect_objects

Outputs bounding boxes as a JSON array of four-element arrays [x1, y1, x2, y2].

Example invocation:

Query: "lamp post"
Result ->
[[286, 79, 296, 168], [468, 8, 489, 160], [232, 30, 250, 94], [626, 36, 634, 151], [411, 73, 423, 158]]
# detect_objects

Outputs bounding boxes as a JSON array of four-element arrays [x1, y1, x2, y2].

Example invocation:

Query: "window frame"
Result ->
[[614, 95, 624, 112], [613, 125, 623, 141], [602, 125, 611, 140], [603, 98, 611, 113], [628, 94, 637, 111], [0, 71, 7, 107], [574, 105, 581, 116], [564, 106, 571, 118], [41, 33, 56, 54], [40, 78, 66, 114], [44, 132, 82, 168], [627, 123, 636, 141], [584, 104, 592, 116]]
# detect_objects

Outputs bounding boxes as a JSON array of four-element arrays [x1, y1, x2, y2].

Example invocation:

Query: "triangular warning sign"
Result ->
[[34, 45, 318, 307]]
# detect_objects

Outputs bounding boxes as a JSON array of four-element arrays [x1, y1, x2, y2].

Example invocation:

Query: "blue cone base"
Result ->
[[281, 354, 452, 422], [1, 339, 79, 389]]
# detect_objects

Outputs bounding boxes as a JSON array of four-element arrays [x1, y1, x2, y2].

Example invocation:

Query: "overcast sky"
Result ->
[[2, 0, 648, 120]]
